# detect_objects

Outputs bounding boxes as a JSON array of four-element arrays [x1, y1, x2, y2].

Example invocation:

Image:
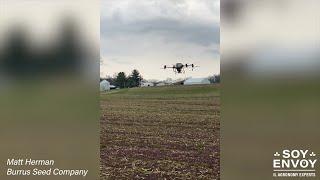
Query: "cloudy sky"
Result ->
[[101, 0, 220, 80]]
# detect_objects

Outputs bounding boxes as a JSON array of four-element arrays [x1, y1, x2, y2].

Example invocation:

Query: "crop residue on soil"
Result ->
[[100, 85, 220, 179]]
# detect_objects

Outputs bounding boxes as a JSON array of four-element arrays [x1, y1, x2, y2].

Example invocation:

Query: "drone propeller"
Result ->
[[185, 63, 196, 67], [162, 65, 177, 70], [185, 63, 199, 70], [190, 64, 200, 71]]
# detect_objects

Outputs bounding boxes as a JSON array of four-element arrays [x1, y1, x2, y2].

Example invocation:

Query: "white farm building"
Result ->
[[100, 80, 110, 91], [184, 78, 210, 85], [141, 82, 154, 87]]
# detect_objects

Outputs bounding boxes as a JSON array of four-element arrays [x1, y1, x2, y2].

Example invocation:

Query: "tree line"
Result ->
[[102, 70, 220, 89], [208, 74, 220, 83], [105, 69, 143, 88]]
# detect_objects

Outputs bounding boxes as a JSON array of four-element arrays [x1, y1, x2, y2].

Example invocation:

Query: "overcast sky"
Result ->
[[101, 0, 220, 80]]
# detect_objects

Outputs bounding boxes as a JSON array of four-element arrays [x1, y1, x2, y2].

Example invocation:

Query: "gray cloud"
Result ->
[[101, 0, 220, 79], [101, 17, 219, 47], [109, 58, 132, 65]]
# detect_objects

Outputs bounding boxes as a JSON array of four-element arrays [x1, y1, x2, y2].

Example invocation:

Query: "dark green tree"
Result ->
[[214, 74, 220, 83], [129, 69, 142, 87], [115, 72, 127, 88], [208, 74, 220, 83], [126, 76, 134, 88]]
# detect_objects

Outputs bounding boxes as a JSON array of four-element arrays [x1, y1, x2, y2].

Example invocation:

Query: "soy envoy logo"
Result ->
[[273, 149, 317, 177]]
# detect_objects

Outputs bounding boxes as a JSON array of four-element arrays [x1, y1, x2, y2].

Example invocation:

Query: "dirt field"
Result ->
[[100, 85, 220, 179]]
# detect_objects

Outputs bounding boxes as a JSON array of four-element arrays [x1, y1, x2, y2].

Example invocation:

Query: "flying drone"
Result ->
[[162, 63, 199, 74]]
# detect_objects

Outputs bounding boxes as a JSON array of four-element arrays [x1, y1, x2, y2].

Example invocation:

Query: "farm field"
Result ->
[[100, 85, 220, 179]]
